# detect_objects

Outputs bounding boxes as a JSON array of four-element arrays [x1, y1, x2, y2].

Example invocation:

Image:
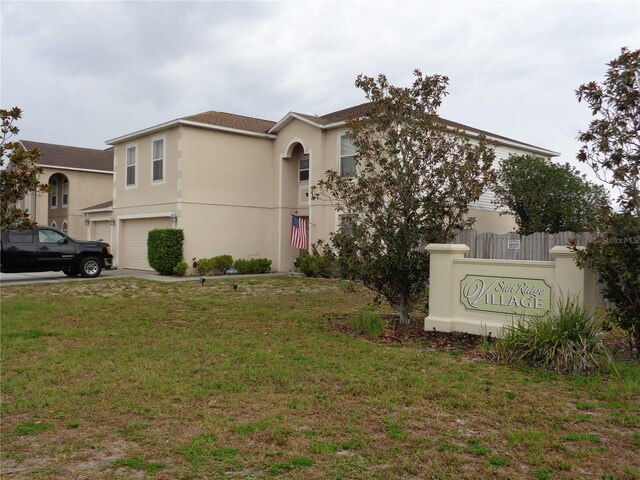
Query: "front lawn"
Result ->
[[1, 277, 638, 479]]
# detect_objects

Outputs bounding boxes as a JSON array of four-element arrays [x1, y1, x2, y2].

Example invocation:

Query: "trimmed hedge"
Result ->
[[195, 255, 234, 275], [233, 258, 272, 274], [147, 229, 184, 275]]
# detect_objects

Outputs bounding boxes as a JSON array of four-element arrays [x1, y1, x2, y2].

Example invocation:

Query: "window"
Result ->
[[340, 135, 356, 178], [62, 220, 68, 234], [126, 146, 136, 186], [299, 155, 309, 181], [51, 221, 57, 229], [339, 214, 356, 235], [62, 178, 69, 207], [39, 228, 65, 244], [152, 139, 164, 182], [50, 178, 58, 208], [8, 230, 34, 243]]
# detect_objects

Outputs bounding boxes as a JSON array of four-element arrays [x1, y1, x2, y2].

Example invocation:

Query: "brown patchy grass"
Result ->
[[1, 276, 639, 479]]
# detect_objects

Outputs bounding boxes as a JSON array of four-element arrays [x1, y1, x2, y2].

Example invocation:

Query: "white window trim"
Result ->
[[125, 143, 138, 188], [298, 154, 309, 183], [338, 133, 357, 178], [50, 179, 58, 209], [51, 220, 57, 228], [61, 178, 69, 207], [62, 220, 68, 233], [151, 136, 166, 185]]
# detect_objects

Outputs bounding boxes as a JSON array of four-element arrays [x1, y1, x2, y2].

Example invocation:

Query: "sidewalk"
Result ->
[[0, 269, 302, 286]]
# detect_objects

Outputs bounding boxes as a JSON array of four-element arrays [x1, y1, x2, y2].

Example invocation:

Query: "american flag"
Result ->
[[290, 215, 308, 250]]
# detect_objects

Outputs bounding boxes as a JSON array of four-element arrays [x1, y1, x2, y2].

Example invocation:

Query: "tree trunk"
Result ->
[[398, 300, 411, 326]]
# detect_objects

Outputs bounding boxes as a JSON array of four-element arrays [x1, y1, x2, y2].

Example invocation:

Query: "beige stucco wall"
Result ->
[[112, 127, 181, 210], [27, 167, 113, 239]]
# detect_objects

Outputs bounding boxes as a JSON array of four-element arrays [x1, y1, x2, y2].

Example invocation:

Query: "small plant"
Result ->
[[350, 306, 386, 339], [482, 297, 613, 374], [112, 456, 164, 474], [296, 252, 337, 278], [13, 421, 53, 436], [173, 260, 188, 276]]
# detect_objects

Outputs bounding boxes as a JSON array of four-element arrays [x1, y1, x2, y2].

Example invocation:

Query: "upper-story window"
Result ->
[[152, 139, 164, 182], [62, 178, 69, 207], [299, 155, 309, 181], [50, 178, 58, 208], [126, 146, 137, 186], [340, 135, 356, 178]]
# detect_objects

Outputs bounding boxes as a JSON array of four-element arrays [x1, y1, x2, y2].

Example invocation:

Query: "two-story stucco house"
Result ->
[[99, 103, 559, 271], [17, 141, 113, 240]]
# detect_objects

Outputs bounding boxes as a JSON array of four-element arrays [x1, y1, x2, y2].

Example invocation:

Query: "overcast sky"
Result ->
[[1, 0, 638, 180]]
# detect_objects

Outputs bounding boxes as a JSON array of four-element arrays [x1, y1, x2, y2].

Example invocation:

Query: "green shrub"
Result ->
[[195, 255, 235, 275], [350, 307, 386, 339], [296, 252, 337, 278], [195, 257, 215, 276], [483, 297, 612, 374], [233, 258, 272, 274], [147, 229, 184, 275], [211, 255, 233, 274], [173, 261, 188, 277]]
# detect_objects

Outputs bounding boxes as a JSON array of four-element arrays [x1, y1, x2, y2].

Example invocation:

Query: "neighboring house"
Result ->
[[98, 103, 559, 271], [17, 141, 113, 239]]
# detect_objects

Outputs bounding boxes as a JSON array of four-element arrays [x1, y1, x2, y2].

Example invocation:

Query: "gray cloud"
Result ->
[[1, 0, 638, 190]]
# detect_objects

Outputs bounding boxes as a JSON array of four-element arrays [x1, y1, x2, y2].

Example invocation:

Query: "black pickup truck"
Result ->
[[1, 226, 113, 278]]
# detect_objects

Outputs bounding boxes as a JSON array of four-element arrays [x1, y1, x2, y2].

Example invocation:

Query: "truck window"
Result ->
[[38, 229, 65, 244], [7, 230, 34, 243]]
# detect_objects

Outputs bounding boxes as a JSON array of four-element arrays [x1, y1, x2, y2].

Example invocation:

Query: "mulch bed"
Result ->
[[326, 313, 484, 351]]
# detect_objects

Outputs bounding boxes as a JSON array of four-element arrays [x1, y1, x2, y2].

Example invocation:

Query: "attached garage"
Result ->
[[120, 217, 172, 270]]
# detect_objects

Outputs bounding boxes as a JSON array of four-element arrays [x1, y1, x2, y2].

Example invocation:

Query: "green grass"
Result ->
[[1, 276, 639, 479]]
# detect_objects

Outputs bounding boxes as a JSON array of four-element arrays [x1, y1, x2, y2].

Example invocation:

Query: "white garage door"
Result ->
[[93, 221, 111, 243], [121, 218, 172, 270]]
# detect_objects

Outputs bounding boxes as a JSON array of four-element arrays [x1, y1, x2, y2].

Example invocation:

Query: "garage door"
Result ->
[[93, 221, 111, 243], [120, 218, 172, 270]]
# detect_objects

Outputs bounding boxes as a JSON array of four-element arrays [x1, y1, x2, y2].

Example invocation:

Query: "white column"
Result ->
[[550, 246, 586, 305], [424, 244, 469, 332]]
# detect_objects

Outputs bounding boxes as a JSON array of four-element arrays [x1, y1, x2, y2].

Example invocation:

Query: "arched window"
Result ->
[[62, 178, 69, 207], [51, 220, 57, 229], [50, 178, 58, 208], [62, 220, 68, 233]]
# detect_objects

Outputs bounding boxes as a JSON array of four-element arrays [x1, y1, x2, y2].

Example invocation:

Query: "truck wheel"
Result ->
[[80, 257, 102, 278], [63, 268, 79, 277]]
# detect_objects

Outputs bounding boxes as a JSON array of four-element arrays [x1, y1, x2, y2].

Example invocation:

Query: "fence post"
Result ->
[[425, 244, 470, 332]]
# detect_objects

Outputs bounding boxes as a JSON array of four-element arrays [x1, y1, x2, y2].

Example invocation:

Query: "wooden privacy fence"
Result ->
[[452, 230, 599, 261]]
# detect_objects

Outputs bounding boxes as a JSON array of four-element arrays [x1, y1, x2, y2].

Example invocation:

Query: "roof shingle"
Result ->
[[20, 141, 113, 172], [181, 111, 276, 133]]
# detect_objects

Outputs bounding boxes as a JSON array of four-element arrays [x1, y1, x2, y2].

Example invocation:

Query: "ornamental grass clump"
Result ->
[[483, 297, 613, 374], [350, 307, 386, 339]]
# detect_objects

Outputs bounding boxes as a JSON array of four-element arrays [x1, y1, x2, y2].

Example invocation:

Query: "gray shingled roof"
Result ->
[[20, 140, 113, 172]]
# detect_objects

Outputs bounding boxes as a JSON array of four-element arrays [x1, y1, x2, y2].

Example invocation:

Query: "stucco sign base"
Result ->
[[424, 244, 595, 339]]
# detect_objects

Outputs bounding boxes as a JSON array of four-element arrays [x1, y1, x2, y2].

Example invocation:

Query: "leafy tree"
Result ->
[[492, 154, 610, 235], [312, 70, 495, 325], [1, 107, 50, 231], [574, 47, 640, 358]]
